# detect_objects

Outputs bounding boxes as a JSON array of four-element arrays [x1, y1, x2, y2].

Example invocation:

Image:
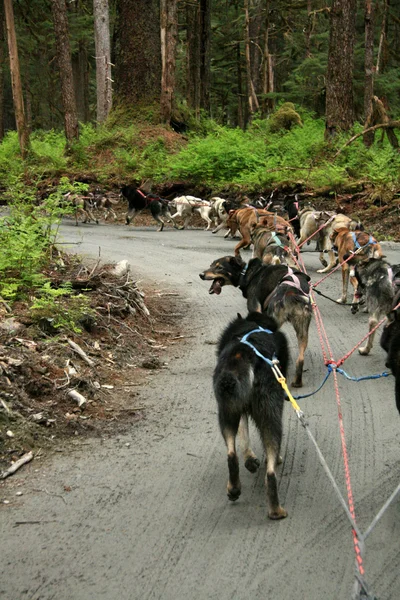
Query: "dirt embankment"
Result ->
[[0, 252, 185, 473]]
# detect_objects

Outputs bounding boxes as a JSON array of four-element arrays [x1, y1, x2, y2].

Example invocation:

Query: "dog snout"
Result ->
[[199, 272, 206, 280]]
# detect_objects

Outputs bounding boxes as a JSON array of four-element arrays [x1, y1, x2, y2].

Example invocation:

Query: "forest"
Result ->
[[0, 0, 400, 306]]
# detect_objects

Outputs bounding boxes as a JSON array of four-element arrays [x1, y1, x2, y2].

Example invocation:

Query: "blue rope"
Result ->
[[293, 365, 390, 400], [292, 369, 332, 399], [336, 367, 390, 382]]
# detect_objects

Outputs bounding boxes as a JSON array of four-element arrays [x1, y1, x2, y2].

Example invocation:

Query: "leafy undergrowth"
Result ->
[[0, 253, 185, 472]]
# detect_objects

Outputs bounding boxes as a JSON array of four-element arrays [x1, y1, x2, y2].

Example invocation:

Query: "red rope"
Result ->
[[336, 299, 400, 367]]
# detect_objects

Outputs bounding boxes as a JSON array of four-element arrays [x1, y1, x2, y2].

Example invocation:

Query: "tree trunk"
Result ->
[[3, 0, 29, 157], [160, 0, 178, 123], [325, 0, 357, 138], [363, 0, 375, 147], [244, 0, 259, 119], [114, 0, 161, 105], [51, 0, 79, 144], [93, 0, 112, 123], [0, 2, 5, 141], [199, 0, 211, 113]]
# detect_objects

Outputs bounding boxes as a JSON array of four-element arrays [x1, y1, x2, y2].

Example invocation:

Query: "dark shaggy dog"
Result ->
[[351, 259, 395, 355], [380, 290, 400, 414], [120, 185, 181, 231], [200, 255, 311, 387], [214, 312, 289, 519]]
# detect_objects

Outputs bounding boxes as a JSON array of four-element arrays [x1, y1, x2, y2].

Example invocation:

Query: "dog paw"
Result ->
[[227, 487, 241, 502], [336, 297, 346, 304], [245, 457, 260, 473], [358, 346, 370, 356], [268, 506, 288, 520]]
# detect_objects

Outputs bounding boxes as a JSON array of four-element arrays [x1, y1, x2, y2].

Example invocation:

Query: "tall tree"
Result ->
[[3, 0, 30, 156], [0, 1, 5, 140], [325, 0, 357, 138], [51, 0, 79, 144], [160, 0, 178, 123], [114, 0, 161, 105], [93, 0, 112, 123]]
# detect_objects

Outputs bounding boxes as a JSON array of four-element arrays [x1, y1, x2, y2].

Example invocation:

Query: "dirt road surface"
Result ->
[[1, 221, 400, 600]]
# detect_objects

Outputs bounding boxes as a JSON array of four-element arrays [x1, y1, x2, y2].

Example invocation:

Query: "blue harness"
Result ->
[[351, 232, 375, 250], [240, 326, 276, 367]]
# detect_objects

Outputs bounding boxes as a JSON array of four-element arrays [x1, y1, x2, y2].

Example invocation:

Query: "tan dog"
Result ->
[[333, 228, 384, 304], [228, 208, 292, 256], [298, 208, 361, 273]]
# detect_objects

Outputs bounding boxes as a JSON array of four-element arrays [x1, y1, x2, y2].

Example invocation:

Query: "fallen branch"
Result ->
[[1, 451, 34, 480], [67, 339, 95, 367], [334, 120, 400, 159]]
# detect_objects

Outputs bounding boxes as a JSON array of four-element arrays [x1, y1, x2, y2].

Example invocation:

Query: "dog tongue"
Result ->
[[209, 279, 222, 295]]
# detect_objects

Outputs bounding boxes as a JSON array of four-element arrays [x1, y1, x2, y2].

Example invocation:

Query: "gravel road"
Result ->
[[1, 221, 399, 600]]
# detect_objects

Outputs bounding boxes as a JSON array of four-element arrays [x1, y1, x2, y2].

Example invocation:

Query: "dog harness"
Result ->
[[279, 267, 310, 298], [240, 326, 277, 368], [351, 231, 376, 250], [136, 189, 162, 207]]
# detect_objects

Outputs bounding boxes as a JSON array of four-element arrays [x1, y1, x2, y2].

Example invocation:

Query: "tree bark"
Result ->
[[325, 0, 357, 138], [51, 0, 79, 144], [114, 0, 161, 105], [160, 0, 178, 123], [93, 0, 112, 123], [363, 0, 375, 147], [0, 2, 5, 141], [3, 0, 30, 157]]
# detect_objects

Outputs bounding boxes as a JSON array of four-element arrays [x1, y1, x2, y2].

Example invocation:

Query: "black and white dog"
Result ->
[[214, 311, 289, 519], [121, 185, 182, 231]]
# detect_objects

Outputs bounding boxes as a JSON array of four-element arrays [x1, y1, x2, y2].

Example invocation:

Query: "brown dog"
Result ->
[[227, 208, 292, 256], [332, 228, 384, 304]]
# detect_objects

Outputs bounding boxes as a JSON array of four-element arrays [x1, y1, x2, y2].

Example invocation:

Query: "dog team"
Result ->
[[194, 193, 398, 520], [77, 183, 400, 519]]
